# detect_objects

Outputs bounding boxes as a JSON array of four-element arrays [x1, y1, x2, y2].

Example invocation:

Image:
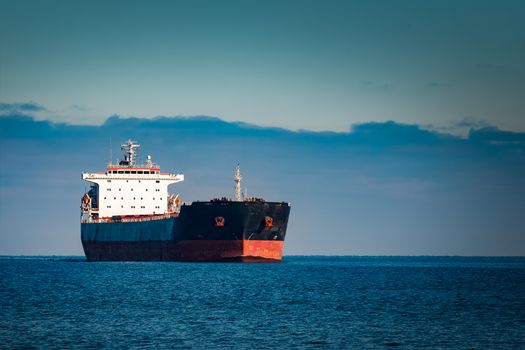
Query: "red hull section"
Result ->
[[173, 240, 284, 262], [82, 240, 284, 262]]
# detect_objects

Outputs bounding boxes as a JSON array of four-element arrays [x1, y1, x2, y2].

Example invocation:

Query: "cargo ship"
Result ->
[[80, 140, 291, 262]]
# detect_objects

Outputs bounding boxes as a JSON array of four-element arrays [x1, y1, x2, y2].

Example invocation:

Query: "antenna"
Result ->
[[120, 139, 141, 166], [234, 164, 242, 201]]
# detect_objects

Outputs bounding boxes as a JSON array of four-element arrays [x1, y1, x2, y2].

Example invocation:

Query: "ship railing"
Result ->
[[97, 173, 182, 178], [107, 162, 161, 169], [81, 212, 179, 224]]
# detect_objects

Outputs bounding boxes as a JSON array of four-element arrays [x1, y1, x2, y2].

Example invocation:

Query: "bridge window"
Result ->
[[131, 171, 136, 174], [118, 171, 123, 174], [138, 171, 143, 174], [125, 171, 130, 174]]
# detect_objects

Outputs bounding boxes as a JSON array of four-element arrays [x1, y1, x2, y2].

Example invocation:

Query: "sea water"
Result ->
[[1, 256, 524, 349]]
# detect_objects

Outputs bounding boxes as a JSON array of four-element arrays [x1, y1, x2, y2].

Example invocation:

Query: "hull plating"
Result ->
[[82, 240, 284, 262], [81, 201, 290, 262]]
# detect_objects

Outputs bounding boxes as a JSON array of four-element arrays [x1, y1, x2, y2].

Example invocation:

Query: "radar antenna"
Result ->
[[234, 164, 242, 201], [120, 139, 140, 166]]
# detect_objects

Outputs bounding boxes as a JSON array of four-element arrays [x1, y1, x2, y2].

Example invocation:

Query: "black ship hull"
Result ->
[[81, 201, 290, 262]]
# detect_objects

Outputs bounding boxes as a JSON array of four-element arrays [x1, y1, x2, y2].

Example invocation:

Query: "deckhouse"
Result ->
[[81, 140, 184, 220]]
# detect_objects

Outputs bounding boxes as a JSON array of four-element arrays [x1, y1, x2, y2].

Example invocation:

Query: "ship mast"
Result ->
[[120, 139, 140, 166], [234, 165, 242, 201]]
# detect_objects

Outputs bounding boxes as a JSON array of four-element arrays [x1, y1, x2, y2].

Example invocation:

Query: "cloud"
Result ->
[[425, 81, 453, 89], [454, 117, 492, 129], [349, 120, 444, 145], [0, 101, 46, 113], [69, 104, 90, 112], [469, 127, 525, 146], [422, 117, 496, 137]]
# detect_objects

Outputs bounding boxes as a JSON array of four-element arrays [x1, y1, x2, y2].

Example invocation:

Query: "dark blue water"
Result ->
[[1, 257, 524, 349]]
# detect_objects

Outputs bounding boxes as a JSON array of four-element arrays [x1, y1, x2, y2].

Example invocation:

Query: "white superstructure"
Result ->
[[82, 140, 184, 219]]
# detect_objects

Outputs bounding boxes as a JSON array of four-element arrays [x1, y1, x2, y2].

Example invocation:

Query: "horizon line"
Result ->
[[1, 254, 524, 258]]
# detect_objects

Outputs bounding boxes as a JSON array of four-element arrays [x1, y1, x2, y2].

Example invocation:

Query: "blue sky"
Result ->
[[1, 0, 524, 131], [0, 1, 524, 255]]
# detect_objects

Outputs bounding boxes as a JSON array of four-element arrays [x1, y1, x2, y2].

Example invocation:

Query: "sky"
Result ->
[[1, 0, 524, 131], [0, 0, 524, 255]]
